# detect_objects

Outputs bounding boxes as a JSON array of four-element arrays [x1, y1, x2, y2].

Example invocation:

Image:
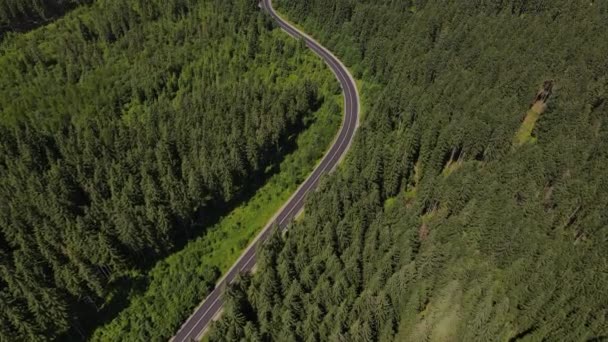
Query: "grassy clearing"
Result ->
[[442, 158, 463, 177], [399, 281, 462, 342], [514, 108, 541, 146], [405, 187, 417, 201]]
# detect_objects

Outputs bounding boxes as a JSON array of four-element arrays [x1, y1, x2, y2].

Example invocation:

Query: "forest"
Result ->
[[0, 0, 337, 340], [210, 0, 608, 341], [0, 0, 91, 37]]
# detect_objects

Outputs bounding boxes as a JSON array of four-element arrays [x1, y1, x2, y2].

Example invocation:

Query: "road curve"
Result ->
[[171, 1, 359, 341]]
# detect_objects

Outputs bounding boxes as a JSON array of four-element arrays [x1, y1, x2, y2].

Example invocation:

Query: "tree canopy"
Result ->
[[211, 0, 608, 341]]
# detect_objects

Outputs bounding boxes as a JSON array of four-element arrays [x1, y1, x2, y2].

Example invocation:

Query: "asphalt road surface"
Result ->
[[171, 1, 360, 340]]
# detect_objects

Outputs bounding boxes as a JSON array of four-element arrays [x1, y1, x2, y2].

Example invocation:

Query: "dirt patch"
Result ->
[[419, 223, 430, 241], [531, 101, 547, 114]]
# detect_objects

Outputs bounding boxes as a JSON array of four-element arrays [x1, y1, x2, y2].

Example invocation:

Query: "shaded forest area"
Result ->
[[0, 0, 91, 38], [211, 0, 608, 341], [0, 0, 331, 340]]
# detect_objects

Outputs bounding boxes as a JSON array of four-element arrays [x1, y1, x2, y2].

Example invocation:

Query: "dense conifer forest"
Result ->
[[211, 0, 608, 341], [0, 0, 337, 340]]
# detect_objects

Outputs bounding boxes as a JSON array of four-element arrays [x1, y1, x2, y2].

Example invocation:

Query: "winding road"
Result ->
[[171, 1, 360, 340]]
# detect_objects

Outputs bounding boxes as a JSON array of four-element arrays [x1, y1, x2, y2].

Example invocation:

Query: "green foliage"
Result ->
[[0, 0, 338, 340], [514, 109, 541, 146], [211, 0, 608, 341]]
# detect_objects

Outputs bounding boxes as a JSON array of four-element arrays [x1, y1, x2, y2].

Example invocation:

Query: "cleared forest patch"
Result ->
[[401, 280, 462, 342], [514, 108, 542, 146], [442, 147, 465, 177], [514, 81, 554, 146]]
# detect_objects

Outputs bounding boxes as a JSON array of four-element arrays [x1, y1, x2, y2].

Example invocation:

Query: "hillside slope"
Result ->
[[0, 0, 337, 339], [210, 1, 608, 341]]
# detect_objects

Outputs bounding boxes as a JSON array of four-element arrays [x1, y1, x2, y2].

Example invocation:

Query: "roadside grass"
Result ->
[[91, 46, 342, 341], [294, 209, 305, 222], [513, 108, 541, 146]]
